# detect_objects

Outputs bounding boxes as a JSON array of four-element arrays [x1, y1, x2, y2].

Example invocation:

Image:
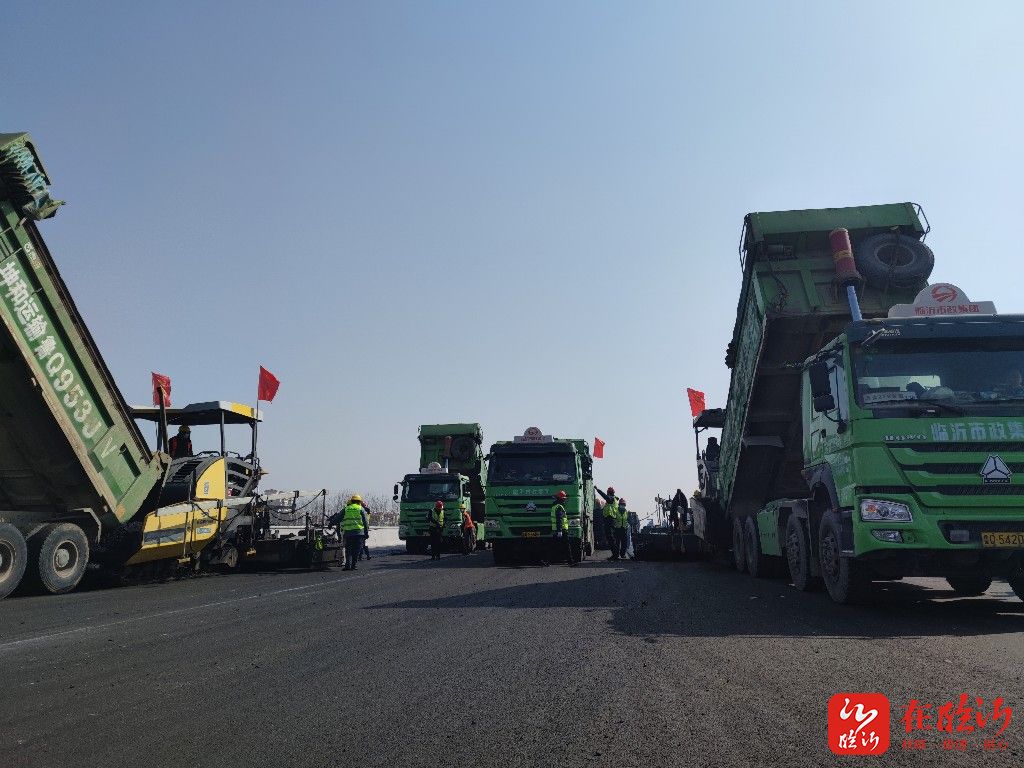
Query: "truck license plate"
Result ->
[[522, 531, 540, 538], [981, 532, 1024, 548]]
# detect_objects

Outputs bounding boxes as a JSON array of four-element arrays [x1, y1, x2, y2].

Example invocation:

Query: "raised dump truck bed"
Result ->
[[719, 203, 926, 517], [0, 135, 162, 530]]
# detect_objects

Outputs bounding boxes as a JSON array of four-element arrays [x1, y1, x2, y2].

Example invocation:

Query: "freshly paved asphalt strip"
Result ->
[[1, 550, 1021, 767]]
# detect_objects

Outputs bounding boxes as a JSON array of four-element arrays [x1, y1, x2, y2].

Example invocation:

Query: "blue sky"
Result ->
[[5, 1, 1023, 515]]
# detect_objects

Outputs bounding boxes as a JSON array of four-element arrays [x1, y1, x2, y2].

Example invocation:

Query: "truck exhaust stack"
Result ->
[[829, 227, 864, 321]]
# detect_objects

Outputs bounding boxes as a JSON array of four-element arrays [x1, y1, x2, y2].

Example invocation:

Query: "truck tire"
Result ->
[[1009, 575, 1024, 602], [731, 516, 747, 573], [744, 517, 765, 578], [946, 576, 992, 596], [785, 515, 819, 591], [450, 436, 475, 462], [818, 511, 868, 604], [0, 523, 28, 599], [492, 542, 510, 566], [32, 523, 90, 595], [855, 233, 934, 289], [406, 540, 425, 555]]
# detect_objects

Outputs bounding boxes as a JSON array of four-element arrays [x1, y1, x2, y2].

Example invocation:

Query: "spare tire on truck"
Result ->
[[450, 436, 475, 463], [0, 523, 28, 599], [855, 232, 934, 289]]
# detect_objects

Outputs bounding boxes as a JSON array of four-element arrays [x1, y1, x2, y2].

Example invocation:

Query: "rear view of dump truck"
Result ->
[[395, 423, 486, 553], [692, 203, 1024, 603]]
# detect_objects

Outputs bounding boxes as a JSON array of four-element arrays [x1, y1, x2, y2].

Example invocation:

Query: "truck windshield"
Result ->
[[488, 454, 577, 484], [854, 339, 1024, 408], [403, 479, 460, 502]]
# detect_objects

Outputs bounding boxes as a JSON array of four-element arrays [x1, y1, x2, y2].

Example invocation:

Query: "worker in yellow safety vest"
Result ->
[[342, 494, 367, 571], [610, 497, 628, 561], [551, 490, 578, 566], [429, 500, 445, 561]]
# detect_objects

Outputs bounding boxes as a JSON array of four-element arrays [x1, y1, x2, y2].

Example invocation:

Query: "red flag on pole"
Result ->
[[686, 388, 706, 418], [593, 437, 605, 459], [151, 372, 171, 407], [258, 366, 280, 402]]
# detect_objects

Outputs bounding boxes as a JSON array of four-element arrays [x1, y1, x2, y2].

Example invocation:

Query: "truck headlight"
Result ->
[[485, 519, 499, 530], [860, 499, 913, 523]]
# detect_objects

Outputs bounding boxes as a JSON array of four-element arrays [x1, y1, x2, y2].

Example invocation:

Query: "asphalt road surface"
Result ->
[[2, 550, 1022, 767]]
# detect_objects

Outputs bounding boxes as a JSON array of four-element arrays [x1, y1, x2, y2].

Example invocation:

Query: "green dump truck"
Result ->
[[0, 132, 325, 598], [691, 203, 1024, 603], [484, 427, 594, 564], [395, 423, 486, 554]]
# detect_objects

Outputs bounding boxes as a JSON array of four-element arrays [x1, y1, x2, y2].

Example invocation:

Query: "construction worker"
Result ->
[[168, 425, 193, 459], [669, 489, 686, 533], [460, 503, 475, 555], [551, 490, 577, 566], [595, 486, 618, 557], [358, 500, 371, 561], [611, 497, 629, 561], [428, 500, 445, 561], [342, 494, 366, 571]]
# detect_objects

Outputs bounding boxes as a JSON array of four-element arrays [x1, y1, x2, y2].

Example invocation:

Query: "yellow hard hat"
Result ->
[[350, 493, 362, 503]]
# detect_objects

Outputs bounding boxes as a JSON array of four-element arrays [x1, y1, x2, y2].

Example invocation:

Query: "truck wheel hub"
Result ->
[[0, 542, 12, 574], [53, 542, 77, 573]]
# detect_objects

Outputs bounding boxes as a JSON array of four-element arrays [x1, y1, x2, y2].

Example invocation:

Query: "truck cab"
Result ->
[[800, 307, 1024, 596], [396, 464, 473, 554], [483, 428, 594, 564]]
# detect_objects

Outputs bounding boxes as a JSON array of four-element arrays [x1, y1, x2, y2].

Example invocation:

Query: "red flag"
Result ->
[[686, 388, 706, 418], [258, 366, 280, 402], [151, 372, 171, 407], [593, 437, 605, 459]]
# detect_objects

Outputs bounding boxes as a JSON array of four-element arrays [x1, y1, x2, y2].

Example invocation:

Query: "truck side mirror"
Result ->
[[393, 483, 400, 502], [808, 361, 835, 412]]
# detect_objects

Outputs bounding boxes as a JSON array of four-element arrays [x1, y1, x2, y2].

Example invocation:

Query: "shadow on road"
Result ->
[[366, 557, 1024, 639]]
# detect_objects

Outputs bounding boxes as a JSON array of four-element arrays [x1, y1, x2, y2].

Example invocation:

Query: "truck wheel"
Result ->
[[406, 540, 423, 555], [946, 576, 992, 596], [569, 539, 583, 565], [33, 523, 90, 595], [785, 515, 819, 591], [744, 517, 766, 577], [0, 523, 28, 599], [731, 516, 747, 573], [855, 232, 934, 289], [1009, 575, 1024, 602], [818, 512, 867, 604], [492, 542, 509, 566]]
